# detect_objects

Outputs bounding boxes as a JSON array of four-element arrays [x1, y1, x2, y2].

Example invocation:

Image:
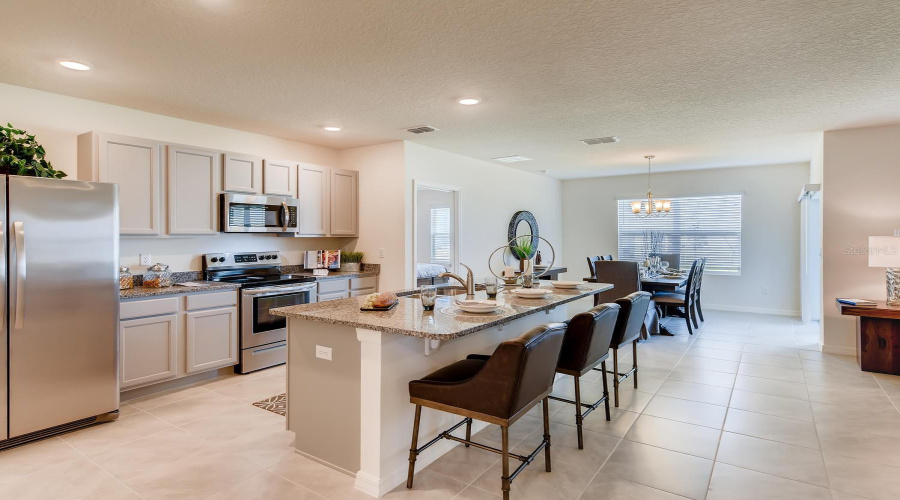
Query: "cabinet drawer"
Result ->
[[350, 276, 376, 291], [318, 291, 349, 302], [318, 279, 349, 295], [185, 291, 238, 311], [120, 297, 179, 320]]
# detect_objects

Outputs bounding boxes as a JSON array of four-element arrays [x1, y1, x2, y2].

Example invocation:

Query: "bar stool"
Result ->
[[406, 323, 567, 500], [551, 303, 620, 449], [607, 291, 652, 406]]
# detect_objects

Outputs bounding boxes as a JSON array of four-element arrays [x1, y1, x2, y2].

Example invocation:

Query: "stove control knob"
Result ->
[[210, 257, 218, 263]]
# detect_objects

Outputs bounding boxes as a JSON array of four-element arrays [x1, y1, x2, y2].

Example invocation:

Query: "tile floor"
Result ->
[[2, 311, 900, 499]]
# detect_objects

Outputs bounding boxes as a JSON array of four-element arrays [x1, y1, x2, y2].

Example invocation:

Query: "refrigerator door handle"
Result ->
[[13, 220, 25, 330]]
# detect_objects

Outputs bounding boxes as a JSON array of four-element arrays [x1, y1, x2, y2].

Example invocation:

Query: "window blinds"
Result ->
[[617, 194, 742, 275], [429, 206, 452, 265]]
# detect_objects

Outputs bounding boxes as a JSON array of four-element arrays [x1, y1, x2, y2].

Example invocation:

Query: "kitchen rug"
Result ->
[[252, 393, 287, 416]]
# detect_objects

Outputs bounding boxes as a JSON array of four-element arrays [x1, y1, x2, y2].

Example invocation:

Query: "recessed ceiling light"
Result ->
[[58, 60, 92, 71], [458, 98, 480, 105], [323, 126, 342, 132], [493, 155, 532, 163]]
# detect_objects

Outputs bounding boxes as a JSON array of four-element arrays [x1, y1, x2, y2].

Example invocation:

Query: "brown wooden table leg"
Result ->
[[858, 316, 900, 374]]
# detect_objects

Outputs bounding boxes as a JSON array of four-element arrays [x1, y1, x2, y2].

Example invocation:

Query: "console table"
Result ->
[[836, 300, 900, 374]]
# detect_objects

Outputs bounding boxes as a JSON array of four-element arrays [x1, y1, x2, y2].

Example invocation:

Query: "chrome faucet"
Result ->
[[439, 263, 475, 297]]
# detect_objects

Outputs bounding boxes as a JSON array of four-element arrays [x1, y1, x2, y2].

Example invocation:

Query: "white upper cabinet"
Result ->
[[167, 145, 221, 235], [77, 132, 162, 236], [330, 168, 359, 237], [297, 163, 329, 236], [263, 159, 298, 197], [222, 153, 262, 194]]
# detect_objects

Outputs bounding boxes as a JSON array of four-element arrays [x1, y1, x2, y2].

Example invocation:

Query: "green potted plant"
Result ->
[[340, 251, 365, 272], [0, 124, 67, 179], [511, 237, 533, 272]]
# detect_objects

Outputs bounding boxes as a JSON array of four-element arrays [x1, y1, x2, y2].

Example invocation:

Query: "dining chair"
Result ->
[[605, 254, 614, 261], [652, 259, 702, 335], [591, 260, 659, 337], [586, 256, 602, 278], [693, 258, 708, 322], [650, 252, 681, 271]]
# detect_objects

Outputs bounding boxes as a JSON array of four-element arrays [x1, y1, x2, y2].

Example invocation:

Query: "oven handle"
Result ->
[[244, 284, 316, 296], [281, 201, 288, 232]]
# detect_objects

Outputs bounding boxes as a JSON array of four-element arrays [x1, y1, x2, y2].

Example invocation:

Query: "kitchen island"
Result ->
[[271, 281, 612, 497]]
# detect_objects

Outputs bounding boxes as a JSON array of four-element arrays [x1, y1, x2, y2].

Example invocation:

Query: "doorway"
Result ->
[[800, 188, 822, 324], [412, 182, 460, 289]]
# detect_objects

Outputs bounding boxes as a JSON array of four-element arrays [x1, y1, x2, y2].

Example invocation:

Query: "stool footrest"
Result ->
[[592, 366, 636, 384], [548, 393, 608, 421]]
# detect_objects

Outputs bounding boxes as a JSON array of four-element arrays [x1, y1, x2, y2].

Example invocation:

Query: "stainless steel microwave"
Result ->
[[221, 193, 299, 233]]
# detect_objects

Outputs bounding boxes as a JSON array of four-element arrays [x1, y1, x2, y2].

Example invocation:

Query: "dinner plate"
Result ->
[[455, 299, 500, 313], [551, 281, 581, 289], [509, 288, 553, 298]]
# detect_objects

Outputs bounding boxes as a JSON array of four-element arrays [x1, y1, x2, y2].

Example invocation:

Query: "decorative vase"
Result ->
[[340, 262, 362, 273]]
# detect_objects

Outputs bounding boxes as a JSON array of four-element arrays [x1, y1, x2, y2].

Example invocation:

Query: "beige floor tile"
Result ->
[[805, 384, 896, 412], [687, 346, 743, 361], [515, 421, 619, 469], [579, 470, 685, 499], [677, 356, 740, 374], [816, 424, 900, 468], [707, 463, 832, 500], [668, 366, 737, 388], [729, 390, 813, 422], [551, 404, 640, 438], [117, 403, 143, 417], [830, 490, 875, 500], [60, 412, 174, 456], [643, 395, 727, 429], [609, 385, 655, 413], [716, 432, 828, 487], [741, 343, 801, 358], [92, 427, 212, 481], [803, 370, 881, 391], [724, 408, 820, 449], [179, 405, 294, 468], [525, 397, 566, 419], [811, 402, 900, 439], [214, 374, 287, 403], [601, 439, 714, 499], [454, 486, 500, 499], [0, 436, 83, 483], [424, 443, 498, 484], [384, 468, 466, 500], [83, 481, 144, 500], [0, 455, 124, 500], [205, 471, 322, 500], [144, 390, 245, 426], [741, 335, 798, 348], [741, 352, 803, 369], [733, 375, 809, 400], [624, 414, 721, 459], [124, 449, 261, 500], [738, 363, 805, 383], [825, 453, 900, 500], [873, 372, 900, 393], [471, 456, 595, 500], [693, 339, 744, 352], [656, 379, 732, 406], [702, 332, 752, 344], [269, 454, 358, 498], [801, 357, 862, 373], [473, 415, 543, 449], [125, 385, 212, 410]]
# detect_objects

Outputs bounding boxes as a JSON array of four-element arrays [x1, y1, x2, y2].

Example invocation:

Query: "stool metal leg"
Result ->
[[542, 397, 551, 472], [633, 340, 639, 389], [501, 425, 511, 500], [612, 349, 620, 407], [406, 405, 422, 489], [465, 418, 472, 447], [600, 360, 611, 421], [573, 376, 584, 450]]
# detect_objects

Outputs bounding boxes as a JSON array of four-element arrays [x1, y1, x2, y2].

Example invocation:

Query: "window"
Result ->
[[429, 206, 451, 266], [617, 194, 742, 275]]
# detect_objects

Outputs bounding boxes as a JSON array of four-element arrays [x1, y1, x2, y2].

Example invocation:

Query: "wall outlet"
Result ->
[[378, 248, 385, 259], [315, 345, 333, 361], [761, 287, 769, 295], [140, 254, 152, 266]]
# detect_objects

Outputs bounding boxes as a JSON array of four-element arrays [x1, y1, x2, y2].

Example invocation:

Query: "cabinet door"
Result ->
[[167, 145, 221, 235], [98, 134, 162, 235], [222, 153, 262, 194], [330, 168, 359, 236], [350, 288, 376, 297], [185, 306, 238, 374], [297, 163, 329, 236], [120, 314, 178, 389], [263, 159, 298, 197]]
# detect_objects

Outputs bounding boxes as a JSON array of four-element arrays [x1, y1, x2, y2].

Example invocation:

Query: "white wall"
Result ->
[[404, 142, 563, 288], [822, 123, 900, 354], [562, 163, 809, 315], [0, 83, 351, 272]]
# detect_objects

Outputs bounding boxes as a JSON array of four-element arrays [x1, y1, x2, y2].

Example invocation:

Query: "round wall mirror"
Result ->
[[507, 211, 539, 259]]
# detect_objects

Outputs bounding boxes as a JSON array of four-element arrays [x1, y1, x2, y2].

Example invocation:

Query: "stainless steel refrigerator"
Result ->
[[1, 175, 119, 448]]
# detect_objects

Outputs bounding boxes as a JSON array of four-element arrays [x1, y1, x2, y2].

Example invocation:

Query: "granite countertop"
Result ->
[[120, 281, 241, 300], [270, 281, 613, 340]]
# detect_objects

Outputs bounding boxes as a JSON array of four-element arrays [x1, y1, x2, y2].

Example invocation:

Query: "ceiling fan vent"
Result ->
[[581, 136, 620, 145], [406, 125, 438, 134]]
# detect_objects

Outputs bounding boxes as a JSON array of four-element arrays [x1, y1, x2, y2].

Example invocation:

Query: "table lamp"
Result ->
[[868, 235, 900, 305]]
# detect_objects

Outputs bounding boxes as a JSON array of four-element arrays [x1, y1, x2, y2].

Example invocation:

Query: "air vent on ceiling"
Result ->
[[581, 136, 620, 145], [406, 125, 438, 134], [492, 155, 532, 163]]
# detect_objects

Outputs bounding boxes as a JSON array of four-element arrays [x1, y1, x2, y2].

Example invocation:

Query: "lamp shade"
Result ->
[[868, 236, 900, 267]]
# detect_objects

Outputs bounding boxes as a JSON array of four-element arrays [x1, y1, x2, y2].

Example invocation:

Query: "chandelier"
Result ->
[[631, 155, 671, 218]]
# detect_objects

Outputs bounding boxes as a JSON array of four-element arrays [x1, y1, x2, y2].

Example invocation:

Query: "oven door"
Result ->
[[222, 193, 299, 233], [241, 284, 316, 349]]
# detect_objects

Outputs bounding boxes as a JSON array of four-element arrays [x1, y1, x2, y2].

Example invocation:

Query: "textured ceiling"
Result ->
[[1, 0, 899, 178]]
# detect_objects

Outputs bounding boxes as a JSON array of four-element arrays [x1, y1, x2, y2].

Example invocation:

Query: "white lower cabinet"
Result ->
[[185, 306, 238, 374], [120, 314, 178, 390]]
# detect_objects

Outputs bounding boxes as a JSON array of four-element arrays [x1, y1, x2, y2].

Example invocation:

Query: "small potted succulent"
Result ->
[[340, 251, 365, 272], [0, 124, 67, 178]]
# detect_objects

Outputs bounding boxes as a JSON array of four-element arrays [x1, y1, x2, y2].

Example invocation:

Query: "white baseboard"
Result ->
[[821, 344, 856, 356], [703, 304, 800, 317]]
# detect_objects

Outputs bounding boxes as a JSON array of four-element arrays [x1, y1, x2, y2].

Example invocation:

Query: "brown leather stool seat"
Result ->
[[551, 303, 620, 449], [608, 291, 652, 406], [406, 323, 567, 500]]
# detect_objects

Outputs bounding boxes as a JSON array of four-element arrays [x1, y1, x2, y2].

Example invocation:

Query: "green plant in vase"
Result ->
[[511, 237, 534, 272], [0, 124, 67, 179], [341, 251, 365, 272]]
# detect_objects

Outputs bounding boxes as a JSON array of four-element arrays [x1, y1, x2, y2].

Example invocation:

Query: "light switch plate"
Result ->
[[140, 254, 152, 266], [315, 345, 333, 361]]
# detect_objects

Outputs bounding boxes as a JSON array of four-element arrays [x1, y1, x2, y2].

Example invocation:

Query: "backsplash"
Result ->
[[130, 263, 380, 286]]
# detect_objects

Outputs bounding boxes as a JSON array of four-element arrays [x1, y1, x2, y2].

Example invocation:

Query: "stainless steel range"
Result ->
[[203, 252, 316, 373]]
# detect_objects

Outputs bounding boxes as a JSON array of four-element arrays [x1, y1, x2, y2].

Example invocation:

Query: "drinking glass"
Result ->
[[484, 277, 499, 298], [522, 272, 534, 289], [420, 285, 437, 311]]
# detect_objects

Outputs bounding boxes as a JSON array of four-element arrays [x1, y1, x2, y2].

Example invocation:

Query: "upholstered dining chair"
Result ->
[[591, 260, 660, 337], [650, 252, 681, 271], [605, 254, 614, 261], [586, 256, 602, 278], [693, 257, 708, 322], [652, 258, 703, 335]]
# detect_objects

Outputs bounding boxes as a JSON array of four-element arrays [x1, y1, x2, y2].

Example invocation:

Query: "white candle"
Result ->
[[503, 266, 515, 277]]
